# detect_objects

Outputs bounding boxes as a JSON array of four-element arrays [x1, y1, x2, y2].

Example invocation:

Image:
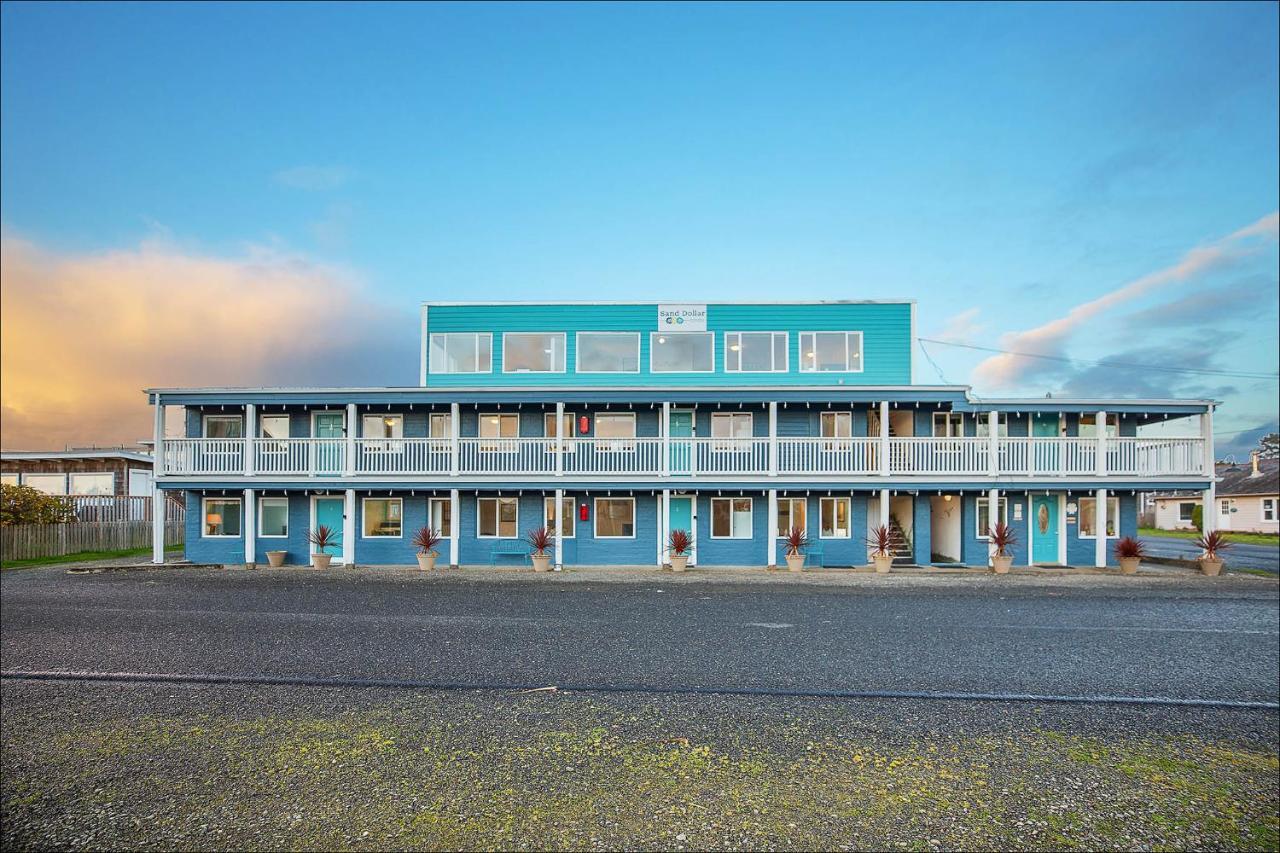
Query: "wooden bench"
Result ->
[[489, 540, 529, 566]]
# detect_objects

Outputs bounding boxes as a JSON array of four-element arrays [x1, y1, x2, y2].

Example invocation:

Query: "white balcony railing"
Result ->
[[159, 435, 1208, 479]]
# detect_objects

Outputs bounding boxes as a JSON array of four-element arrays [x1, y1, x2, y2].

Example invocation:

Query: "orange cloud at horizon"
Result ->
[[1, 233, 405, 450]]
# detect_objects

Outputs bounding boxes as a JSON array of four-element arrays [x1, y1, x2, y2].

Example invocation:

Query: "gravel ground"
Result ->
[[2, 679, 1277, 852]]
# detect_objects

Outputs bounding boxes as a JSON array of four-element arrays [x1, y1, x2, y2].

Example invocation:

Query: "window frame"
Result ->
[[22, 473, 68, 494], [67, 472, 113, 495], [1178, 502, 1196, 522], [711, 412, 753, 452], [0, 473, 18, 487], [259, 414, 291, 439], [1078, 413, 1120, 438], [819, 496, 851, 539], [202, 496, 242, 538], [428, 332, 493, 375], [710, 496, 753, 539], [649, 331, 715, 373], [544, 496, 575, 539], [478, 412, 520, 452], [575, 332, 641, 374], [776, 497, 807, 538], [361, 497, 404, 538], [202, 414, 244, 438], [975, 497, 1010, 538], [1077, 496, 1120, 539], [502, 332, 567, 374], [543, 411, 576, 453], [594, 497, 637, 539], [1262, 498, 1276, 522], [799, 331, 864, 373], [594, 412, 637, 452], [427, 497, 453, 537], [258, 496, 290, 539], [723, 331, 789, 373], [975, 413, 1010, 438], [429, 413, 452, 438], [477, 496, 519, 539], [361, 413, 404, 453], [932, 412, 966, 437]]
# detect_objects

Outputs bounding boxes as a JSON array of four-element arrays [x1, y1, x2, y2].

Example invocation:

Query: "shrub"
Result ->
[[988, 521, 1017, 557], [412, 526, 442, 555], [1114, 536, 1147, 560], [783, 526, 808, 557], [667, 529, 692, 557], [525, 526, 553, 556], [1193, 530, 1231, 561], [866, 524, 893, 557], [0, 483, 76, 525], [306, 525, 340, 551], [1191, 504, 1203, 532]]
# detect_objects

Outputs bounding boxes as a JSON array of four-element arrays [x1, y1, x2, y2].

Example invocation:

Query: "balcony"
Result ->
[[158, 435, 1208, 480]]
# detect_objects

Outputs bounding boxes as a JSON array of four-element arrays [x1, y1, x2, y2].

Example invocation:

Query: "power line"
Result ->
[[917, 337, 1280, 381]]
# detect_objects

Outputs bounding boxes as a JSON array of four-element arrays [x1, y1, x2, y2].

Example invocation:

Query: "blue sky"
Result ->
[[1, 2, 1277, 453]]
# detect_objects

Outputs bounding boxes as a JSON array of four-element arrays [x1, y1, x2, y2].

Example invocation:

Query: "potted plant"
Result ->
[[265, 550, 287, 568], [526, 526, 554, 572], [306, 525, 340, 569], [867, 524, 894, 574], [412, 526, 442, 571], [1193, 530, 1231, 576], [989, 521, 1016, 574], [783, 526, 808, 573], [668, 529, 692, 572], [1114, 536, 1146, 575]]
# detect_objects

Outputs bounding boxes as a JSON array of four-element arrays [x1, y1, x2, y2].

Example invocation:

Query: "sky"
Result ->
[[1, 1, 1277, 455]]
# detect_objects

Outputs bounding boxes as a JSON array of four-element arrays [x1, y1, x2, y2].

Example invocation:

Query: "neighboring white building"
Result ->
[[1153, 453, 1278, 534]]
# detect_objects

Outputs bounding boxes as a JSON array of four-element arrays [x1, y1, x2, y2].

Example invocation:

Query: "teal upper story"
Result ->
[[420, 301, 914, 388]]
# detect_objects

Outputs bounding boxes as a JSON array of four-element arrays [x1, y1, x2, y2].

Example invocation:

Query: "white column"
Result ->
[[343, 488, 356, 566], [879, 488, 890, 527], [449, 488, 461, 566], [661, 402, 671, 477], [1094, 487, 1108, 567], [661, 488, 671, 565], [768, 402, 778, 477], [987, 410, 999, 477], [878, 401, 890, 476], [767, 488, 778, 567], [243, 488, 256, 565], [554, 487, 564, 569], [554, 402, 564, 478], [244, 403, 256, 476], [1095, 410, 1107, 477], [1025, 493, 1034, 567], [151, 485, 165, 563], [344, 403, 357, 477], [450, 402, 461, 476], [988, 487, 1000, 566], [153, 395, 166, 474], [1201, 406, 1216, 476], [1202, 407, 1217, 537]]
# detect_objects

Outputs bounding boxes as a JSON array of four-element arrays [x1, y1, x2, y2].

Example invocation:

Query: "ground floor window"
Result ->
[[259, 497, 289, 537], [711, 497, 752, 538], [1178, 502, 1195, 522], [545, 496, 574, 538], [428, 497, 453, 536], [203, 497, 242, 537], [595, 497, 635, 538], [68, 472, 113, 495], [1078, 497, 1119, 538], [477, 497, 518, 538], [975, 497, 1009, 537], [363, 498, 403, 537], [1220, 499, 1234, 517], [21, 473, 66, 494], [0, 473, 18, 487], [1264, 498, 1277, 522], [777, 497, 806, 536], [820, 496, 851, 538]]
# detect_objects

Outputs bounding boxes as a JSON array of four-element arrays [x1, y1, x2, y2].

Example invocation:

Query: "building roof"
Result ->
[[1, 449, 154, 464], [1151, 457, 1278, 499]]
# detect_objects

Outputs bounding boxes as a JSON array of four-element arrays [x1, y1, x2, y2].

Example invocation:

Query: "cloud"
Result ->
[[1124, 275, 1277, 328], [972, 211, 1280, 389], [0, 233, 416, 450], [934, 307, 985, 344], [273, 165, 351, 191], [1053, 339, 1237, 400], [1216, 420, 1279, 462]]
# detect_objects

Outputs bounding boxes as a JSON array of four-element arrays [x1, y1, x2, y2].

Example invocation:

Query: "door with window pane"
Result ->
[[668, 411, 693, 475], [312, 413, 344, 475]]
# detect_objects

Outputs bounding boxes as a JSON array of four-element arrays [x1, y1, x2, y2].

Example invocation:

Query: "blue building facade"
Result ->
[[151, 300, 1215, 569]]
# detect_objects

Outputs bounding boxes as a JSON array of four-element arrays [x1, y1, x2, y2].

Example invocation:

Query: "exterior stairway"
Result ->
[[888, 516, 914, 565]]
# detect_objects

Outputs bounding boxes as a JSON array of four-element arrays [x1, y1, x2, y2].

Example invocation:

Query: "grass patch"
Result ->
[[0, 544, 182, 571], [1140, 527, 1279, 546]]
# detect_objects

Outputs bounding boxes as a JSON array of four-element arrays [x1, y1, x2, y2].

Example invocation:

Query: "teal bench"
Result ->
[[489, 540, 529, 566]]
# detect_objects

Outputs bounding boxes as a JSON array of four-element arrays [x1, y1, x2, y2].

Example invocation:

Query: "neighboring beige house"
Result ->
[[1152, 453, 1278, 534]]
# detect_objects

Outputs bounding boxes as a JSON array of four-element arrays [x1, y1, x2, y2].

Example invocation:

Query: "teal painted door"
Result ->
[[668, 496, 695, 564], [314, 412, 344, 474], [1032, 414, 1059, 436], [1031, 495, 1059, 564], [668, 411, 693, 475], [314, 497, 344, 560]]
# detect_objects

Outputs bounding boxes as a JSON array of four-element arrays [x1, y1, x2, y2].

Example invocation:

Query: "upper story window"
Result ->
[[650, 332, 713, 373], [1078, 414, 1119, 438], [362, 414, 403, 439], [800, 331, 863, 373], [596, 412, 636, 451], [576, 332, 640, 373], [820, 411, 852, 438], [725, 332, 788, 372], [259, 414, 290, 439], [503, 332, 565, 373], [429, 333, 492, 374], [976, 413, 1010, 438], [429, 413, 452, 438], [204, 414, 243, 438], [932, 412, 965, 437]]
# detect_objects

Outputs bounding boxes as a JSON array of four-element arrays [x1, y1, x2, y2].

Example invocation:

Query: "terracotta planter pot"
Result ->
[[786, 553, 806, 573], [531, 554, 552, 573], [670, 554, 689, 573], [1198, 557, 1224, 577], [265, 551, 287, 568], [1119, 556, 1141, 575], [312, 553, 333, 570], [417, 551, 438, 571], [992, 554, 1013, 574], [872, 554, 893, 574]]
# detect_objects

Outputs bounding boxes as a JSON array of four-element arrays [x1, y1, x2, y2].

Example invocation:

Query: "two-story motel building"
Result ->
[[148, 300, 1217, 570]]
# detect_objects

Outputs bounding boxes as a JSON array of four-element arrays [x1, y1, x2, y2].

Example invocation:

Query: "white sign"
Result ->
[[657, 304, 707, 331]]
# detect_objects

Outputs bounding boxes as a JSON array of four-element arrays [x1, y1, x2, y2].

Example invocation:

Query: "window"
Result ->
[[594, 497, 635, 538], [725, 332, 788, 372], [1, 473, 18, 487], [203, 497, 242, 537], [799, 332, 862, 372], [259, 415, 290, 439], [1263, 499, 1276, 522], [429, 332, 492, 374], [595, 413, 636, 451], [975, 414, 1010, 438], [478, 497, 518, 538], [975, 497, 1009, 538], [204, 415, 243, 438], [932, 412, 965, 437], [821, 412, 852, 438], [820, 497, 851, 538], [711, 412, 753, 451], [545, 496, 575, 538], [363, 498, 403, 537], [1178, 502, 1196, 522], [68, 472, 113, 495], [1078, 497, 1119, 538], [1078, 414, 1119, 438], [543, 412, 575, 452], [22, 473, 66, 494], [259, 497, 289, 538], [428, 497, 453, 537], [362, 414, 404, 452], [429, 413, 452, 438], [1220, 499, 1233, 517], [650, 332, 713, 373], [503, 332, 566, 373], [777, 497, 807, 537], [479, 413, 519, 451], [711, 497, 753, 538], [577, 332, 640, 373]]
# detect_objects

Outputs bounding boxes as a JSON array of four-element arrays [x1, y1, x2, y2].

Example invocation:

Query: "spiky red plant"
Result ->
[[525, 526, 554, 556], [1114, 536, 1147, 560], [667, 529, 692, 557], [783, 526, 808, 557], [1194, 530, 1231, 560], [866, 524, 893, 557], [306, 525, 340, 551], [988, 521, 1017, 557], [412, 526, 442, 555]]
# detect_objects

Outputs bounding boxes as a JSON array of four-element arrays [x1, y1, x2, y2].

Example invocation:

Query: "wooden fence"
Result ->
[[1, 495, 186, 562]]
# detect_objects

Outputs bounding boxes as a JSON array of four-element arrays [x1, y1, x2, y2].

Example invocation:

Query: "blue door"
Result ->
[[313, 497, 344, 562], [313, 413, 344, 475], [669, 411, 693, 475], [1031, 495, 1059, 564], [668, 495, 695, 565]]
